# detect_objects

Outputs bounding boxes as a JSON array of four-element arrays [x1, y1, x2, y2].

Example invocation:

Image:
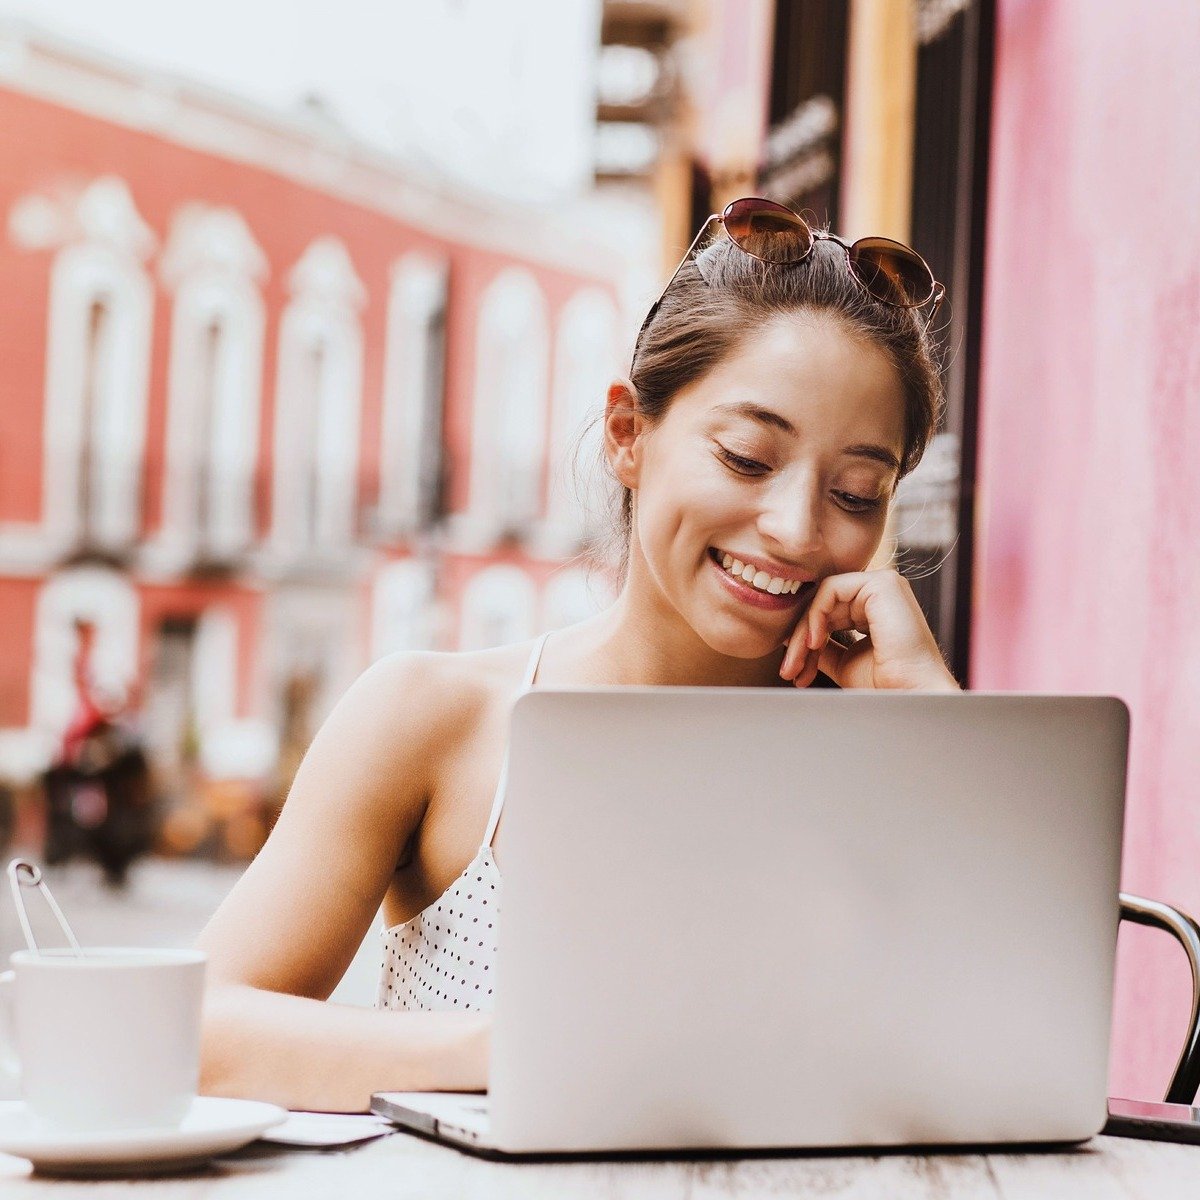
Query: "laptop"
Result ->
[[372, 689, 1128, 1158]]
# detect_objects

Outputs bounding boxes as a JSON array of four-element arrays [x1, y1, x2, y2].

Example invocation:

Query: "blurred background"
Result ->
[[0, 0, 1195, 1106]]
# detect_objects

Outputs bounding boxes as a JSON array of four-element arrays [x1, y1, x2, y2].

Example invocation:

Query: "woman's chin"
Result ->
[[696, 615, 794, 660]]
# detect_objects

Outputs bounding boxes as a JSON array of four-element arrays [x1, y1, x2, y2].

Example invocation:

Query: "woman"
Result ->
[[197, 199, 959, 1111]]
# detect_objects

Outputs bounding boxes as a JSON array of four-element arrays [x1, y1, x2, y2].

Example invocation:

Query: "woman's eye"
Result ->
[[715, 446, 884, 510], [716, 446, 768, 475], [833, 490, 885, 514]]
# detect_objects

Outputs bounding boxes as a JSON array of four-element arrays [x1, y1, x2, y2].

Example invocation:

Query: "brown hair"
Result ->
[[592, 232, 944, 575]]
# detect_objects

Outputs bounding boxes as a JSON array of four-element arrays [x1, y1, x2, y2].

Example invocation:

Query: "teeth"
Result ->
[[714, 549, 806, 596]]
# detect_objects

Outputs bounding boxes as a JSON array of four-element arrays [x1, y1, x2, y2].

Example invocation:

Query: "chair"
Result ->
[[1119, 893, 1200, 1104]]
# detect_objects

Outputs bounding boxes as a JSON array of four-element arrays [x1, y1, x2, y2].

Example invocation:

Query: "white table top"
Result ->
[[3, 1129, 1200, 1197]]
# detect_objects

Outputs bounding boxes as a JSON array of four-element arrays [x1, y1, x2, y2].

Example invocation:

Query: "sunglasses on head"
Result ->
[[631, 196, 946, 369]]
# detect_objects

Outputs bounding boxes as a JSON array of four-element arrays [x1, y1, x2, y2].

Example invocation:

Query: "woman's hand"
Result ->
[[779, 569, 960, 692]]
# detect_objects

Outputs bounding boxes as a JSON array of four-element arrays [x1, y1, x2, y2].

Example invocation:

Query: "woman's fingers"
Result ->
[[805, 573, 872, 653], [789, 641, 823, 689], [780, 620, 811, 679], [780, 576, 868, 683]]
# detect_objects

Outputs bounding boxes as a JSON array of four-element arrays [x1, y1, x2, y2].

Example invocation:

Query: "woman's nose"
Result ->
[[756, 484, 824, 559]]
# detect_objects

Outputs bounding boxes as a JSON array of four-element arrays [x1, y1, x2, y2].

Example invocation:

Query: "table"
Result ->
[[2, 1129, 1199, 1197]]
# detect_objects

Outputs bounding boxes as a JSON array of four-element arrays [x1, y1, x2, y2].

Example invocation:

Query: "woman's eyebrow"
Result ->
[[844, 444, 902, 472], [712, 402, 901, 472], [712, 401, 796, 435]]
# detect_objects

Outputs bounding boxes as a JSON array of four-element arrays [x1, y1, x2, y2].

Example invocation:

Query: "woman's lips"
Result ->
[[706, 547, 814, 612]]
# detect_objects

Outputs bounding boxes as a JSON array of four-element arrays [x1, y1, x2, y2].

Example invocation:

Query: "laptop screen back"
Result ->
[[489, 690, 1128, 1154]]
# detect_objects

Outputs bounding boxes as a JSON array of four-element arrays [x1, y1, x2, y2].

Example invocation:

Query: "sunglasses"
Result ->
[[631, 196, 946, 369]]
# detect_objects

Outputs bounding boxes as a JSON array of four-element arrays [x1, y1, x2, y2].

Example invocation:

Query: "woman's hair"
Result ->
[[584, 231, 944, 577]]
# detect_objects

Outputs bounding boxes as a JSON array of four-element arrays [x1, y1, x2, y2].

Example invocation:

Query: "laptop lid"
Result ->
[[488, 690, 1128, 1154]]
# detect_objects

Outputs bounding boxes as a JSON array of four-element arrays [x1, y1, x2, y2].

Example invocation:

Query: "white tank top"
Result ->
[[376, 632, 550, 1012]]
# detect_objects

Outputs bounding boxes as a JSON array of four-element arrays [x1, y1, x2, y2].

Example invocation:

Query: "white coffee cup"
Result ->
[[0, 947, 206, 1132]]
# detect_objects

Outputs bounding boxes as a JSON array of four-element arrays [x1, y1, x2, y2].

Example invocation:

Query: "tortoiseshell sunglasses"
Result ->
[[631, 196, 946, 369]]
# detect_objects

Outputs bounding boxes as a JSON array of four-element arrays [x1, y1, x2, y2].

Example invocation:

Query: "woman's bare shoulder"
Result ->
[[350, 639, 542, 755]]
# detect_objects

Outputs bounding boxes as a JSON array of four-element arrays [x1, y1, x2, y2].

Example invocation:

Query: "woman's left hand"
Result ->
[[779, 569, 961, 692]]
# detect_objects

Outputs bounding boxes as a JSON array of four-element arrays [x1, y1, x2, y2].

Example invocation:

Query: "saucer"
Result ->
[[0, 1096, 287, 1177]]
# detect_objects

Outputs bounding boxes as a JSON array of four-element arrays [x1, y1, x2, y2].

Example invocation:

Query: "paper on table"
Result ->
[[260, 1111, 396, 1147]]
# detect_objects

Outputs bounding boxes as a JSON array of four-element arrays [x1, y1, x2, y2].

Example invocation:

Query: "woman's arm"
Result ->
[[196, 653, 489, 1111], [199, 986, 488, 1112]]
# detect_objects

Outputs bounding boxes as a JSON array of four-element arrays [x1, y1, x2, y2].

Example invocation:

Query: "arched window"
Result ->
[[18, 178, 156, 550], [371, 558, 437, 659], [459, 564, 537, 650], [460, 269, 549, 545], [271, 238, 366, 555], [265, 587, 360, 759], [543, 288, 620, 551], [159, 205, 267, 564], [379, 254, 450, 537], [30, 565, 140, 736], [542, 566, 615, 631], [191, 606, 240, 737]]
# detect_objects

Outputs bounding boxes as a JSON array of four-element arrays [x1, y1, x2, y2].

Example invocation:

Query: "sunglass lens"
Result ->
[[722, 198, 813, 264], [849, 238, 936, 306]]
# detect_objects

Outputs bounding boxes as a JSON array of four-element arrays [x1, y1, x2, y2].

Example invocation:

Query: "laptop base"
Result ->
[[369, 1092, 1092, 1163]]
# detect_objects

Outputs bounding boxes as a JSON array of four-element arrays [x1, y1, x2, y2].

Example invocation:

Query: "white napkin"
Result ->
[[260, 1111, 395, 1147]]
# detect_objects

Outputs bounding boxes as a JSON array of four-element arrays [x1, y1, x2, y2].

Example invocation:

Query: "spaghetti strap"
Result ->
[[483, 631, 551, 850]]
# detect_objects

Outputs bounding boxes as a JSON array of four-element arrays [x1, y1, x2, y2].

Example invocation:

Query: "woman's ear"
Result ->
[[603, 378, 645, 491]]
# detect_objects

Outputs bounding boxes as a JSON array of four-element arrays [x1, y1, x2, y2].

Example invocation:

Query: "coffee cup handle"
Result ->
[[0, 970, 18, 1083]]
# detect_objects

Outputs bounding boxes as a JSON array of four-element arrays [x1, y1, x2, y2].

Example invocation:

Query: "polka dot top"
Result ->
[[376, 631, 550, 1013]]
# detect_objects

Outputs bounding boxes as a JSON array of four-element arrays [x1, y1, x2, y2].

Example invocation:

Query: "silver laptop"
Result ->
[[372, 689, 1128, 1158]]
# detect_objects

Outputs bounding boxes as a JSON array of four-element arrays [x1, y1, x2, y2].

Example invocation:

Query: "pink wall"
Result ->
[[974, 0, 1200, 1100]]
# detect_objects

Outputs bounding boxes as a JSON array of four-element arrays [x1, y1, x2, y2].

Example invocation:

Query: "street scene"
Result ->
[[0, 0, 1197, 1171]]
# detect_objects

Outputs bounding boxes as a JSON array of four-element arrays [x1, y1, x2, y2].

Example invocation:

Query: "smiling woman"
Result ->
[[595, 209, 952, 691], [195, 202, 958, 1114]]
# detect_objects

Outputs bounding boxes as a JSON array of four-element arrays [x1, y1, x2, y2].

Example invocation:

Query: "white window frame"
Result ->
[[540, 288, 620, 554], [270, 238, 366, 557], [379, 253, 450, 536], [264, 584, 361, 736], [31, 565, 140, 736], [192, 605, 240, 736], [459, 564, 537, 650], [371, 557, 438, 659], [37, 179, 155, 551], [542, 565, 614, 631], [452, 268, 549, 550], [157, 205, 267, 566]]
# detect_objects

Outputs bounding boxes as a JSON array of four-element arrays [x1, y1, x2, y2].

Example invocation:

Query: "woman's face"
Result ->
[[618, 311, 908, 658]]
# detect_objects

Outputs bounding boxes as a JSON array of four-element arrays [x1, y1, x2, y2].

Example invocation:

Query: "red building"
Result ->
[[0, 27, 629, 852]]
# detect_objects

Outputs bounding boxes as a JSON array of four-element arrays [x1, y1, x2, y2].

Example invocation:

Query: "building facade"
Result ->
[[0, 27, 629, 854]]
